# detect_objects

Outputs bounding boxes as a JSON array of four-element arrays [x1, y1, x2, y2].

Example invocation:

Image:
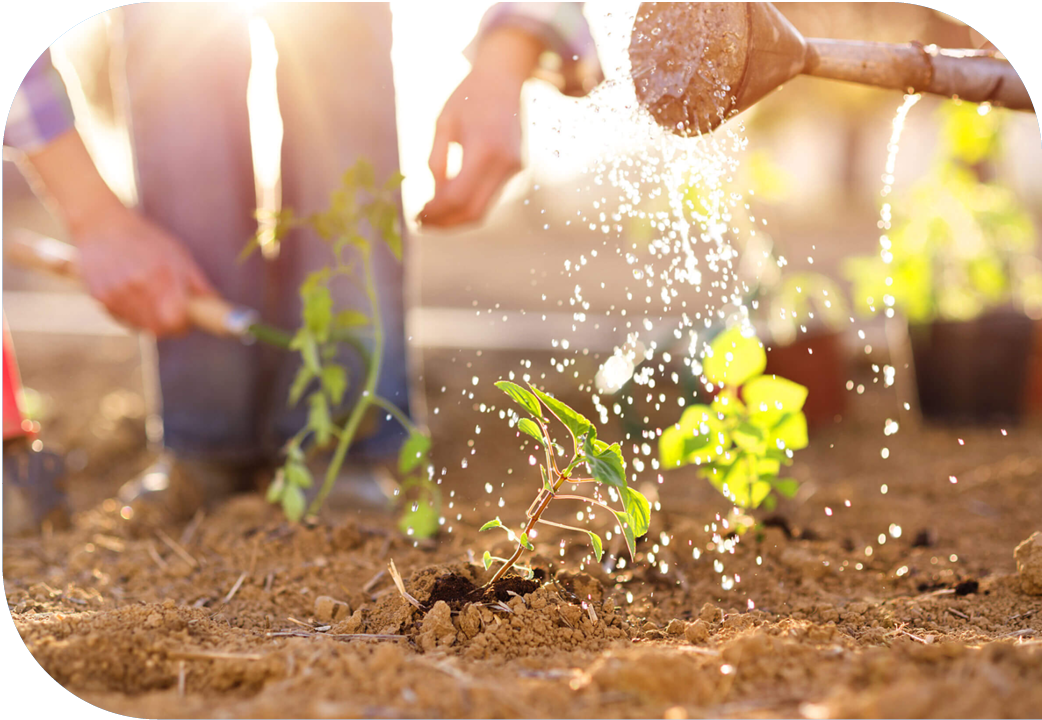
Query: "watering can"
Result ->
[[629, 2, 1034, 136]]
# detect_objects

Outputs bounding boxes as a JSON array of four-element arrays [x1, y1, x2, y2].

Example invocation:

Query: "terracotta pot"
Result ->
[[909, 310, 1035, 424], [764, 330, 846, 429], [1023, 319, 1042, 417]]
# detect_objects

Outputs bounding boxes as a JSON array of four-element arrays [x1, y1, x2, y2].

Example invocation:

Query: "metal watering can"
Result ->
[[629, 2, 1034, 136]]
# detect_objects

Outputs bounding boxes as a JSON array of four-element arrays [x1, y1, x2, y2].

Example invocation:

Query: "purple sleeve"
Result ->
[[466, 3, 603, 97], [4, 49, 76, 152]]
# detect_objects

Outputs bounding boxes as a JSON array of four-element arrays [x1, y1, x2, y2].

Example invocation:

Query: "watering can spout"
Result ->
[[630, 2, 1034, 137]]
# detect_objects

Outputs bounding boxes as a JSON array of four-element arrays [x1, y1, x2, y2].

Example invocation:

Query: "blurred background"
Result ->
[[3, 2, 1041, 509]]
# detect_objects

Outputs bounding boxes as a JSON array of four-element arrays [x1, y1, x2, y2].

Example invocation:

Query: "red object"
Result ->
[[3, 316, 33, 441]]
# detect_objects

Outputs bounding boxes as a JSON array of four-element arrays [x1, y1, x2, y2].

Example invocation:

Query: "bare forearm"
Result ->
[[21, 128, 125, 236], [472, 27, 545, 83]]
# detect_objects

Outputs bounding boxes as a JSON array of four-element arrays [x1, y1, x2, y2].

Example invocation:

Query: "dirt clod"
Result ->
[[684, 619, 710, 643], [313, 595, 350, 622], [418, 600, 457, 652], [666, 618, 685, 636], [1015, 532, 1042, 595]]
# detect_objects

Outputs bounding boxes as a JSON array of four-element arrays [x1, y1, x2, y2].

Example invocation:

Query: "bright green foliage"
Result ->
[[660, 327, 808, 511], [481, 382, 652, 585], [844, 101, 1041, 324], [248, 161, 439, 535]]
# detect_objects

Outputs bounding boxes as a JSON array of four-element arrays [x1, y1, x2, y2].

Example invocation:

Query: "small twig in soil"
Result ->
[[1001, 628, 1036, 639], [266, 631, 405, 642], [169, 650, 266, 661], [192, 597, 211, 609], [177, 661, 186, 697], [387, 559, 423, 610], [285, 617, 314, 630], [222, 572, 248, 605], [948, 608, 969, 620], [147, 541, 168, 570], [180, 509, 205, 546], [362, 569, 386, 594], [1008, 610, 1036, 621], [156, 528, 198, 568], [264, 572, 275, 593], [896, 628, 929, 644]]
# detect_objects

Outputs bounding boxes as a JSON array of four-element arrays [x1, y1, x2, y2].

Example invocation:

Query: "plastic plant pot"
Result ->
[[909, 309, 1035, 424]]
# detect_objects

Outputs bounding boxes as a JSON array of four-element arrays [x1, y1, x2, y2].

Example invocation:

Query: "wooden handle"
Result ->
[[5, 230, 244, 339]]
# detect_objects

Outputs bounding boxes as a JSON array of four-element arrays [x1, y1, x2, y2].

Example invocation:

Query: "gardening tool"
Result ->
[[630, 2, 1034, 136], [5, 229, 292, 347], [3, 316, 69, 535]]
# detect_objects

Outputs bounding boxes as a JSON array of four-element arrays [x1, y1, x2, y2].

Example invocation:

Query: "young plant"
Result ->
[[844, 101, 1042, 324], [659, 326, 808, 511], [481, 382, 652, 585], [248, 161, 439, 536]]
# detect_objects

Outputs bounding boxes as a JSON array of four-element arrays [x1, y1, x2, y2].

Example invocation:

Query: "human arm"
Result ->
[[419, 3, 603, 228], [6, 52, 213, 336]]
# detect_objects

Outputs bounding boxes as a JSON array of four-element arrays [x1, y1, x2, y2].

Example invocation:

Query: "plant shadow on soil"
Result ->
[[4, 348, 1042, 718]]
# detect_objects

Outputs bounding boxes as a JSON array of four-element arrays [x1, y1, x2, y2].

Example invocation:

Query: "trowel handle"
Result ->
[[5, 230, 256, 340]]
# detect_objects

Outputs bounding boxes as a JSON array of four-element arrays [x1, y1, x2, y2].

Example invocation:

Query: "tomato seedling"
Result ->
[[659, 326, 808, 510], [482, 381, 651, 586], [247, 161, 439, 536]]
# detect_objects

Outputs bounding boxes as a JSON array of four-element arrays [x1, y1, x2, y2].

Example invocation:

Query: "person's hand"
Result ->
[[419, 28, 544, 228], [74, 202, 215, 337], [21, 129, 215, 337]]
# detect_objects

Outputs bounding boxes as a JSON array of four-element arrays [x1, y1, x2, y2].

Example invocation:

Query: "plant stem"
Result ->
[[485, 459, 581, 587], [307, 251, 384, 518], [370, 395, 417, 436]]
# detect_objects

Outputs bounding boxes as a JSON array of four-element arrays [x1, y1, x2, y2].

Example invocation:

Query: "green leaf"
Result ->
[[519, 532, 534, 551], [528, 385, 592, 448], [583, 432, 626, 489], [384, 170, 405, 191], [774, 478, 800, 499], [285, 460, 313, 489], [288, 365, 314, 406], [586, 531, 604, 562], [301, 283, 333, 343], [343, 159, 375, 191], [614, 512, 638, 561], [620, 486, 651, 537], [770, 411, 809, 451], [399, 499, 439, 539], [517, 418, 544, 444], [480, 518, 504, 532], [659, 404, 725, 468], [494, 381, 542, 418], [282, 485, 306, 523], [750, 480, 773, 508], [482, 550, 494, 570], [308, 392, 334, 446], [732, 421, 765, 451], [290, 330, 321, 374], [724, 456, 758, 508], [320, 365, 348, 405], [703, 326, 766, 387], [334, 309, 369, 329], [744, 375, 808, 417], [265, 476, 285, 504], [399, 431, 431, 474]]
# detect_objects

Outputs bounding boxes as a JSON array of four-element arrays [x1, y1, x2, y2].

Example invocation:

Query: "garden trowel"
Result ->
[[5, 229, 292, 347]]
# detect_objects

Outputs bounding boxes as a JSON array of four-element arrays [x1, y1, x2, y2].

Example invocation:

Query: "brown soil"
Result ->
[[5, 347, 1042, 718]]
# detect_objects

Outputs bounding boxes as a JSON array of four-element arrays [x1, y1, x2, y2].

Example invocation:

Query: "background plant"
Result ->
[[480, 381, 651, 585], [844, 101, 1042, 324], [659, 326, 809, 511], [246, 161, 439, 536]]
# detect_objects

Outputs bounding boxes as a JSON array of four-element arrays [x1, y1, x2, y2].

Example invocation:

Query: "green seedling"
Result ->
[[482, 381, 652, 586], [844, 101, 1042, 324], [659, 326, 808, 511], [247, 161, 439, 536]]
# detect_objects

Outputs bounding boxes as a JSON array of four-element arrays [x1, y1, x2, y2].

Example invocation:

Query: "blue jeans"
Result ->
[[121, 3, 409, 465]]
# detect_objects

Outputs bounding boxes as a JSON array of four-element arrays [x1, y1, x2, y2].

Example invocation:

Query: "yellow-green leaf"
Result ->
[[703, 326, 766, 387]]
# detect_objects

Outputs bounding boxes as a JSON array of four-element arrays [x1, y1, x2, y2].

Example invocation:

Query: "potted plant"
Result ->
[[844, 101, 1042, 423]]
